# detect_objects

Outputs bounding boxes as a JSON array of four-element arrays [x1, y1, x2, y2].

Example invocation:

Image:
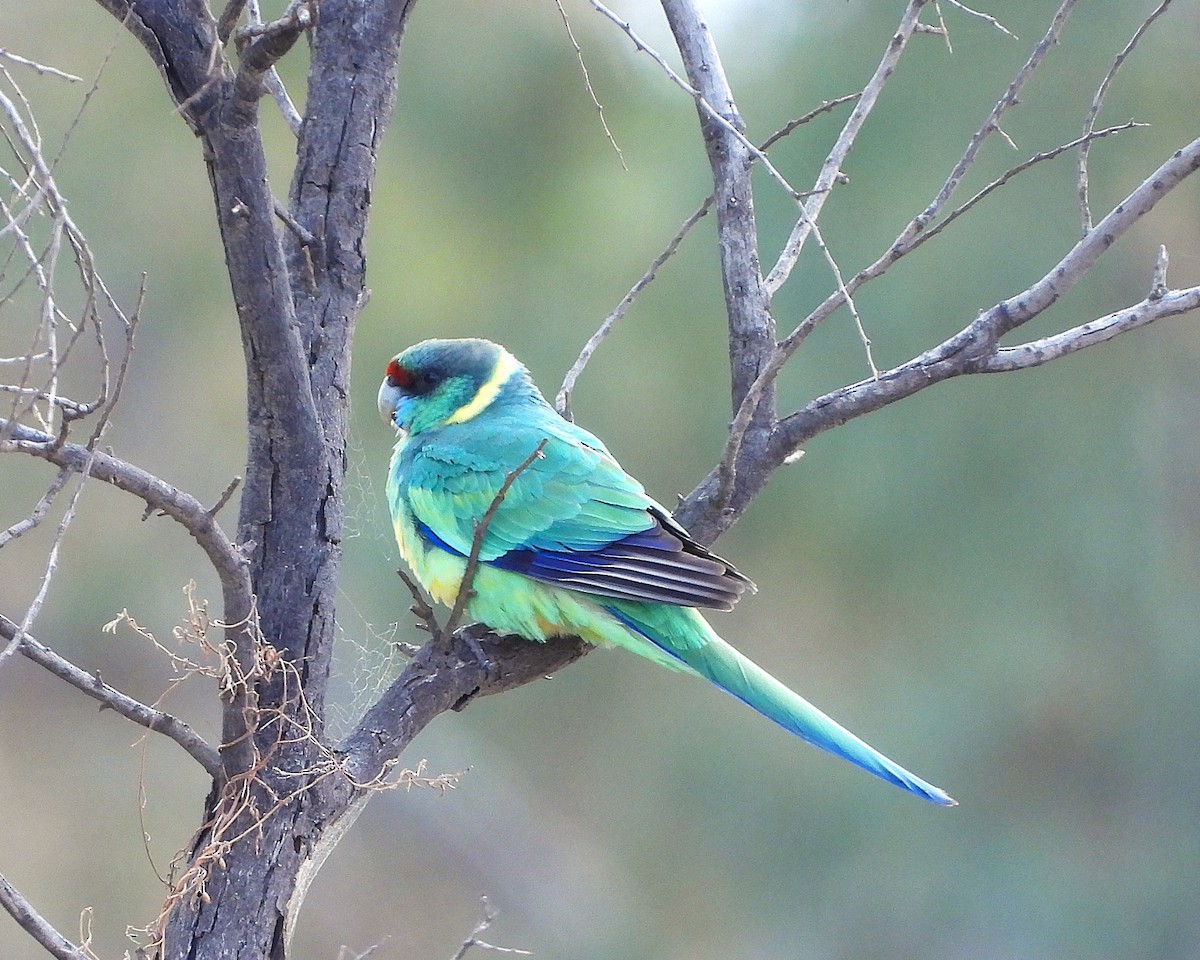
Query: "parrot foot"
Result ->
[[442, 624, 495, 712], [450, 622, 494, 675], [432, 621, 494, 678]]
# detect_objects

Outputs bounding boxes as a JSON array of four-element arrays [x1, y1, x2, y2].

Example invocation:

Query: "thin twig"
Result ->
[[941, 0, 1017, 38], [246, 0, 305, 135], [441, 439, 549, 644], [0, 465, 72, 547], [1077, 0, 1173, 233], [746, 282, 1200, 507], [764, 137, 1200, 462], [0, 50, 83, 82], [809, 125, 1193, 369], [0, 30, 135, 446], [898, 0, 1079, 247], [765, 0, 930, 294], [555, 92, 862, 412], [1, 419, 251, 604], [449, 897, 532, 960], [397, 567, 442, 639], [338, 943, 386, 960], [651, 0, 879, 387], [217, 0, 251, 43], [1, 275, 143, 668], [587, 0, 803, 201], [915, 121, 1146, 249], [1149, 245, 1169, 301], [759, 93, 861, 152], [207, 475, 243, 517], [0, 440, 99, 667], [722, 0, 1096, 490], [929, 2, 953, 53], [273, 198, 316, 245], [709, 0, 931, 508], [556, 198, 712, 416], [232, 0, 315, 116], [264, 67, 303, 134], [679, 129, 1200, 542], [772, 121, 1146, 382], [554, 0, 625, 169]]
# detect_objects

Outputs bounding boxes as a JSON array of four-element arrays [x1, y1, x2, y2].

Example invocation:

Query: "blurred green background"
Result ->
[[3, 1, 1199, 958]]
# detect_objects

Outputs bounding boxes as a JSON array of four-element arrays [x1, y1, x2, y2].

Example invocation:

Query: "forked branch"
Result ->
[[1, 420, 250, 604]]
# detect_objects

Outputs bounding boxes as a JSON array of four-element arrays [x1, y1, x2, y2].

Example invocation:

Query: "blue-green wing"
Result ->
[[402, 416, 752, 609]]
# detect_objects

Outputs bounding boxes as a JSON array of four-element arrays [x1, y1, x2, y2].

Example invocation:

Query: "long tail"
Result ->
[[604, 603, 956, 807]]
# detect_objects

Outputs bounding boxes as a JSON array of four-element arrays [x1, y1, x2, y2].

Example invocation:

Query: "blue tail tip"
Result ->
[[910, 779, 957, 807], [928, 787, 958, 808]]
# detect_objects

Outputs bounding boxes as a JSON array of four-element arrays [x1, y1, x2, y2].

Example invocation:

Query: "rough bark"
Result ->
[[84, 2, 417, 956]]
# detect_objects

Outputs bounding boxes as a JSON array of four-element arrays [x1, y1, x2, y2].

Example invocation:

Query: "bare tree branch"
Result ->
[[89, 0, 223, 131], [0, 873, 87, 960], [554, 0, 624, 169], [555, 92, 862, 418], [765, 0, 930, 294], [1077, 0, 1173, 233], [1149, 244, 1169, 300], [974, 285, 1200, 373], [0, 465, 72, 547], [906, 0, 1079, 242], [675, 4, 1166, 541], [767, 132, 1200, 459], [591, 0, 801, 201], [74, 0, 425, 954], [911, 120, 1146, 249], [0, 439, 98, 666], [658, 0, 777, 526], [677, 132, 1200, 537], [773, 121, 1145, 382], [940, 0, 1017, 39], [2, 615, 224, 778], [0, 49, 83, 82], [759, 93, 862, 152], [217, 0, 250, 44], [334, 627, 590, 799], [231, 0, 316, 120], [671, 0, 933, 527], [1, 420, 250, 601]]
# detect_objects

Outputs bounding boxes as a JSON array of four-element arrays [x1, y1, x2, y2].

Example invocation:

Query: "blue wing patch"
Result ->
[[418, 511, 754, 611]]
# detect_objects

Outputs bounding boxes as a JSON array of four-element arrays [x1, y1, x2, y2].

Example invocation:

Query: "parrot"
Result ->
[[378, 338, 954, 806]]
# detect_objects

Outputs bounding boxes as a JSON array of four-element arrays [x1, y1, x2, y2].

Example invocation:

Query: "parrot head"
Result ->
[[378, 338, 526, 436]]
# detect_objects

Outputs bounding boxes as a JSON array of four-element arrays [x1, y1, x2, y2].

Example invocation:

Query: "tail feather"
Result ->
[[605, 604, 956, 807]]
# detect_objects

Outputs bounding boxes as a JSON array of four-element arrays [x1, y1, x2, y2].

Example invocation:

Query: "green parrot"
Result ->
[[378, 338, 954, 806]]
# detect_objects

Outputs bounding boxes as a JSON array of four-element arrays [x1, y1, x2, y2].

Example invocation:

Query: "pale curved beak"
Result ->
[[378, 378, 403, 430]]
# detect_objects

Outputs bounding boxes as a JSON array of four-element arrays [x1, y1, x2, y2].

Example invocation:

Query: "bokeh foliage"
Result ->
[[2, 1, 1198, 958]]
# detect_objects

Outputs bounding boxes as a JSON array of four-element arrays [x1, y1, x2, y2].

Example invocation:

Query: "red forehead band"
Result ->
[[385, 359, 413, 390]]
